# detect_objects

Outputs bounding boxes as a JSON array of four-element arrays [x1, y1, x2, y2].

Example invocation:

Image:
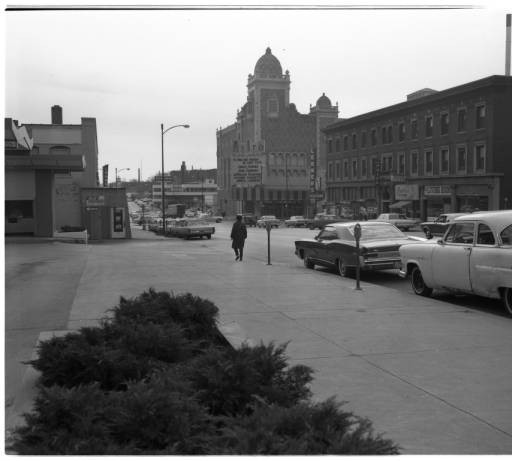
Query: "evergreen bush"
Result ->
[[210, 398, 400, 455], [183, 342, 313, 415], [10, 289, 400, 455], [110, 288, 221, 343]]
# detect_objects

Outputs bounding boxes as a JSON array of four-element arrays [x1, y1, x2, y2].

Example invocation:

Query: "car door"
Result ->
[[315, 226, 339, 266], [471, 222, 511, 298], [431, 221, 474, 291]]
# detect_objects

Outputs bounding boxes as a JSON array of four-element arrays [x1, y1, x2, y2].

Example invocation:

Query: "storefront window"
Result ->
[[5, 200, 33, 222]]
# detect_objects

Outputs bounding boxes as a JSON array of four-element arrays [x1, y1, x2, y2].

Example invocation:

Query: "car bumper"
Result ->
[[398, 269, 407, 278], [362, 258, 402, 271]]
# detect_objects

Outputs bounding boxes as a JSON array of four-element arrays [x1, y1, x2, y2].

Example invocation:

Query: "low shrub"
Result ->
[[10, 289, 401, 455], [210, 398, 400, 455], [8, 376, 215, 455], [110, 289, 221, 343], [183, 342, 313, 415], [28, 332, 163, 390], [28, 291, 223, 390], [9, 381, 399, 455]]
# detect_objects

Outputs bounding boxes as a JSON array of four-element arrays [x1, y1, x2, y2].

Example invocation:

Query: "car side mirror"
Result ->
[[314, 234, 320, 240], [437, 239, 444, 245]]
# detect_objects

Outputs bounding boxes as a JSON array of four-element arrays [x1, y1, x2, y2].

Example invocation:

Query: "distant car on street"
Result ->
[[307, 214, 341, 230], [295, 221, 425, 277], [285, 216, 311, 228], [241, 214, 258, 227], [167, 219, 215, 240], [256, 215, 282, 228], [420, 213, 466, 237], [372, 213, 420, 231], [205, 215, 223, 223], [399, 210, 512, 315]]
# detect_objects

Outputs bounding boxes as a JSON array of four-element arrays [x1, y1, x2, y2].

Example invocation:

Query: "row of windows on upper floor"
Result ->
[[327, 142, 488, 181], [326, 104, 486, 153]]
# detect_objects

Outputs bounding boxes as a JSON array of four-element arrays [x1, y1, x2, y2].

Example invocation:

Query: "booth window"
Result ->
[[6, 200, 33, 222]]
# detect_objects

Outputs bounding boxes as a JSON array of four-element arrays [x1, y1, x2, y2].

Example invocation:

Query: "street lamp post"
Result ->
[[115, 167, 130, 188], [161, 123, 190, 235]]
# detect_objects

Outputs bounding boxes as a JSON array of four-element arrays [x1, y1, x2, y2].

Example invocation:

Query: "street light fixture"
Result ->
[[161, 123, 190, 235], [115, 167, 130, 188]]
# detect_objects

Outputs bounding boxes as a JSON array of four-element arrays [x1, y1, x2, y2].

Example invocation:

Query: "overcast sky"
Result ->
[[4, 1, 511, 181]]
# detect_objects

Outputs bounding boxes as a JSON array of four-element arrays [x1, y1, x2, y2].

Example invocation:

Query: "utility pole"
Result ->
[[201, 171, 205, 212]]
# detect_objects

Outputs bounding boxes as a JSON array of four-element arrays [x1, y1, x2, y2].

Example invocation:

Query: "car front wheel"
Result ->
[[411, 266, 433, 297], [502, 287, 512, 316]]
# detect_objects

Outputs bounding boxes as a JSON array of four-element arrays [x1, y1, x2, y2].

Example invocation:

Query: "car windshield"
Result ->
[[347, 223, 406, 240]]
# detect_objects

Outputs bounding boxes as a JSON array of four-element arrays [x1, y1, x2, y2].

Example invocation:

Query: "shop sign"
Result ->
[[395, 184, 419, 200], [424, 185, 451, 196], [86, 195, 105, 206], [232, 155, 263, 185], [310, 192, 324, 200]]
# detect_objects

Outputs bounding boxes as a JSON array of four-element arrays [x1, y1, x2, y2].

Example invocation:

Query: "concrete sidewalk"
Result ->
[[5, 228, 512, 454]]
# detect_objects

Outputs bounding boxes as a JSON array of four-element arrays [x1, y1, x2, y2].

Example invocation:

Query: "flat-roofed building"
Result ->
[[322, 75, 512, 220]]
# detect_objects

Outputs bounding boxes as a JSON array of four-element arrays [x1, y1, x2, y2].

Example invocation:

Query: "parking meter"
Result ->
[[265, 221, 272, 265], [354, 223, 362, 290]]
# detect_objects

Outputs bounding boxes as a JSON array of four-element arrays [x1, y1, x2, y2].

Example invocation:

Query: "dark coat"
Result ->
[[231, 220, 247, 249]]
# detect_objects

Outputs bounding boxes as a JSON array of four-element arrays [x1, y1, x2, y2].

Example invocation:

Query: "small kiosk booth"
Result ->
[[81, 187, 131, 240]]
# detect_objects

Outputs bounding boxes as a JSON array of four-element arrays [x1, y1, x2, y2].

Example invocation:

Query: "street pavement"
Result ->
[[4, 223, 512, 454]]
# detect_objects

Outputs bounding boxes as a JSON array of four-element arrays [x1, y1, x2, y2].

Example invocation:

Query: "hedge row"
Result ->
[[8, 288, 400, 455]]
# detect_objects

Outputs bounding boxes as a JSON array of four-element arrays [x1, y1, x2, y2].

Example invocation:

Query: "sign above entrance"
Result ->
[[424, 185, 451, 196], [232, 155, 263, 185]]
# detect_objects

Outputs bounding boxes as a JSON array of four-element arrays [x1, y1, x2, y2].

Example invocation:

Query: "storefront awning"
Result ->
[[5, 154, 85, 172], [389, 200, 412, 209]]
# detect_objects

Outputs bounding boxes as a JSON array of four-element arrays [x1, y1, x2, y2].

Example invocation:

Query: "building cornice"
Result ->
[[323, 75, 512, 133]]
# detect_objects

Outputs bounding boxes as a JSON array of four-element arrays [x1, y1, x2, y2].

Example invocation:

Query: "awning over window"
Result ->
[[389, 200, 412, 209], [5, 154, 85, 172]]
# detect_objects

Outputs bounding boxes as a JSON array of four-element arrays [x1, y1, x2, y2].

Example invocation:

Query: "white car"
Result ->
[[256, 215, 281, 228], [373, 213, 420, 231], [399, 210, 512, 315]]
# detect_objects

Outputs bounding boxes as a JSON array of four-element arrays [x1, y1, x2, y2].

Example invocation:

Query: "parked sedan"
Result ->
[[399, 210, 512, 315], [285, 216, 311, 228], [167, 219, 215, 240], [295, 221, 424, 277], [256, 215, 282, 228], [420, 213, 466, 237], [307, 214, 341, 230]]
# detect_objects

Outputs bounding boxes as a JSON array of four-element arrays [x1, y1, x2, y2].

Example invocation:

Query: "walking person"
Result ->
[[230, 214, 247, 261]]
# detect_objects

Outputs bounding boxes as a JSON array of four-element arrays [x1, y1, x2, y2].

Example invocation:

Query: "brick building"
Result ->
[[322, 75, 512, 220], [216, 47, 338, 218]]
